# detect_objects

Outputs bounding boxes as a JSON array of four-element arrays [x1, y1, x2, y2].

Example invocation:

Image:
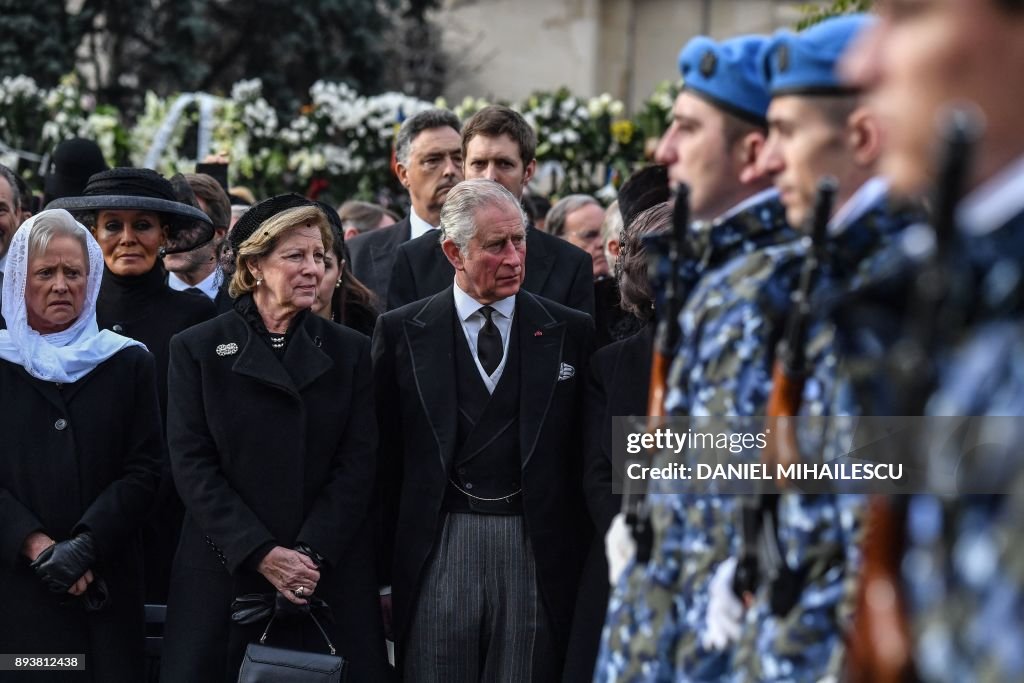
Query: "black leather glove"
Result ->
[[30, 532, 97, 594]]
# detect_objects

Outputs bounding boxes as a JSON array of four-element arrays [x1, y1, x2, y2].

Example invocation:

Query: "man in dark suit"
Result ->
[[373, 178, 594, 681], [164, 173, 235, 313], [387, 105, 595, 316], [347, 108, 463, 303]]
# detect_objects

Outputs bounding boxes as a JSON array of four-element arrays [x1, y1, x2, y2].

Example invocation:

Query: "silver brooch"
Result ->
[[558, 362, 575, 381], [215, 343, 239, 357]]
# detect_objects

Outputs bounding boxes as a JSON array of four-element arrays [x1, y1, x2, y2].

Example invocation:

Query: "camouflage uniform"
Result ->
[[595, 191, 801, 683], [902, 206, 1024, 683], [731, 183, 921, 683]]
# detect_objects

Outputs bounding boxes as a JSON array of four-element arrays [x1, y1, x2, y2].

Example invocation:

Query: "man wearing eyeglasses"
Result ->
[[387, 105, 595, 316]]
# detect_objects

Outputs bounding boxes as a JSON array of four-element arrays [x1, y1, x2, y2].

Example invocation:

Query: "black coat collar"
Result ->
[[227, 310, 334, 398]]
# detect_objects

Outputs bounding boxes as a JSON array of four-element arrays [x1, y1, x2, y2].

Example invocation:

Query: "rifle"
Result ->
[[621, 184, 690, 565], [732, 178, 836, 606], [766, 177, 838, 479], [847, 106, 982, 683]]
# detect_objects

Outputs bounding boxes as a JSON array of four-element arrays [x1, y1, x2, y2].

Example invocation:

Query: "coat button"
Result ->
[[112, 324, 124, 333], [457, 467, 467, 476], [54, 418, 68, 431], [464, 482, 473, 490]]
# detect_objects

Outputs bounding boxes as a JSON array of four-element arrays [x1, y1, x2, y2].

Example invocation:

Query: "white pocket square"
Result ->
[[558, 362, 575, 381]]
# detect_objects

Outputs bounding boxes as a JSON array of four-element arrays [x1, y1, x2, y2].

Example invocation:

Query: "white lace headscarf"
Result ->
[[0, 209, 145, 382]]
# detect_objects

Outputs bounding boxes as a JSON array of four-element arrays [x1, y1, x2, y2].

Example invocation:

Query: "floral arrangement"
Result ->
[[0, 75, 678, 203]]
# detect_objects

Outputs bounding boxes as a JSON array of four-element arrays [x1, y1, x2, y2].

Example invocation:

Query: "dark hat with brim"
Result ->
[[230, 193, 315, 253], [46, 167, 212, 226]]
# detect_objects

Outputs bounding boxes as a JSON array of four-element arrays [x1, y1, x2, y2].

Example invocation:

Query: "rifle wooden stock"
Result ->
[[848, 107, 981, 683], [734, 180, 836, 601], [646, 353, 670, 421], [762, 177, 836, 483], [847, 496, 913, 683]]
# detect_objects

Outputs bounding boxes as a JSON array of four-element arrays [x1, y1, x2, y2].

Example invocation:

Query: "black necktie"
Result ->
[[477, 306, 502, 376]]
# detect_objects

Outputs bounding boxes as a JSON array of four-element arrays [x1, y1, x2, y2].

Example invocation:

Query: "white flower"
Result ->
[[41, 121, 60, 143], [231, 79, 264, 102]]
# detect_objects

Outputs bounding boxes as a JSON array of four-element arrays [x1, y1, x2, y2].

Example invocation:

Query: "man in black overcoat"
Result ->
[[387, 105, 595, 316], [347, 108, 463, 303], [372, 178, 594, 681]]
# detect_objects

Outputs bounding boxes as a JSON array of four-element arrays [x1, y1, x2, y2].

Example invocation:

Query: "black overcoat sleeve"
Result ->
[[386, 243, 417, 312], [295, 336, 378, 568], [370, 313, 403, 585], [0, 491, 43, 567], [166, 334, 276, 574], [74, 350, 163, 560], [567, 250, 597, 317], [581, 351, 619, 535]]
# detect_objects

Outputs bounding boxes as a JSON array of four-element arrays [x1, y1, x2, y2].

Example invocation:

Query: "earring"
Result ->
[[158, 246, 167, 258], [256, 277, 263, 286], [334, 277, 342, 289]]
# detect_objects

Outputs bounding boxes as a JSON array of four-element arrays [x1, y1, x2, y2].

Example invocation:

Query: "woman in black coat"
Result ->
[[0, 210, 162, 682], [49, 167, 218, 418], [160, 194, 389, 682], [563, 202, 672, 682], [49, 168, 218, 603]]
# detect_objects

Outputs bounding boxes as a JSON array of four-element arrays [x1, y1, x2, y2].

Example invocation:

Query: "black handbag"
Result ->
[[237, 611, 347, 683]]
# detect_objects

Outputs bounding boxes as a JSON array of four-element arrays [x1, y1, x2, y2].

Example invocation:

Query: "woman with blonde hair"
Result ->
[[160, 194, 388, 681]]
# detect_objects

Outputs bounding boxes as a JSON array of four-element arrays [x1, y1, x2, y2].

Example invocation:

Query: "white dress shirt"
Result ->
[[409, 208, 439, 240], [453, 282, 515, 393], [168, 267, 222, 301]]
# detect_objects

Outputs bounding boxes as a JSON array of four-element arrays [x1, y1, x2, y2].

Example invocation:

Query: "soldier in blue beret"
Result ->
[[842, 1, 1024, 681], [594, 33, 804, 683], [715, 13, 925, 683]]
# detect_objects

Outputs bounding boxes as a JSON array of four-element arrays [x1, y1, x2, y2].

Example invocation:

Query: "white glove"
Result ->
[[702, 556, 745, 651], [605, 513, 637, 586]]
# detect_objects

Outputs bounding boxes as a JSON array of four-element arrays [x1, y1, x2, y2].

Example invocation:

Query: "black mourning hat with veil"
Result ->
[[47, 167, 215, 254]]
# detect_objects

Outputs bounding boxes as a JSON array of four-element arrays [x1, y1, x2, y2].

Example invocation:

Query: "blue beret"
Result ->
[[678, 35, 771, 125], [763, 14, 875, 96]]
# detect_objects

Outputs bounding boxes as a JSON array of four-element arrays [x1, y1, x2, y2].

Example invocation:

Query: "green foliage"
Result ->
[[5, 0, 417, 116], [797, 0, 874, 30], [0, 0, 84, 87]]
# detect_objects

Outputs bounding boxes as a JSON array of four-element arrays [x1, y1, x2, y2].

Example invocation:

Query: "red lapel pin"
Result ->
[[534, 330, 543, 337]]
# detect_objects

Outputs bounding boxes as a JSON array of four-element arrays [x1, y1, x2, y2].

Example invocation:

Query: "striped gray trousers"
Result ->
[[403, 513, 557, 682]]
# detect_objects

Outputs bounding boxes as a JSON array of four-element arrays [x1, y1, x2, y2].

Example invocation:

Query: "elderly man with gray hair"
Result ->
[[372, 177, 594, 682], [546, 193, 609, 278]]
